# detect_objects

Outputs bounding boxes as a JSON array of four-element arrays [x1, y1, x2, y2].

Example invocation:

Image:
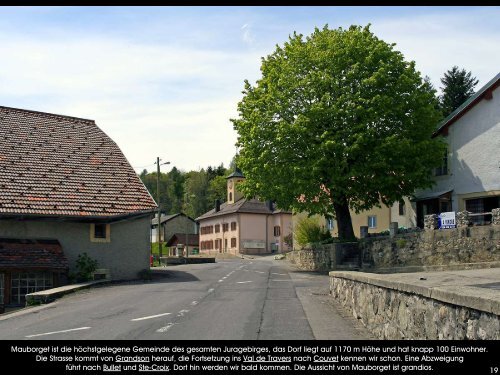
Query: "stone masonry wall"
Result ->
[[362, 226, 500, 271], [286, 245, 338, 272], [330, 277, 500, 340], [286, 243, 359, 272]]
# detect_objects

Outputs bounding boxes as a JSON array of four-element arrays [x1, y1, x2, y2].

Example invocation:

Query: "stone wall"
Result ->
[[286, 242, 358, 272], [330, 276, 499, 340], [362, 225, 500, 272]]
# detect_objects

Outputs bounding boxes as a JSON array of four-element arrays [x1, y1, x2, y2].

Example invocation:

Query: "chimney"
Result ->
[[266, 200, 274, 212], [215, 199, 221, 212]]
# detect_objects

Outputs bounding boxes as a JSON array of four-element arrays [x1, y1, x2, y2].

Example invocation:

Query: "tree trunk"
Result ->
[[333, 197, 356, 241]]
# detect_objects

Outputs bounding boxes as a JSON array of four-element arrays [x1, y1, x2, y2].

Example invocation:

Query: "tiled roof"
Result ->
[[0, 106, 157, 218], [152, 212, 197, 226], [196, 198, 290, 221], [0, 238, 68, 270], [166, 233, 199, 247]]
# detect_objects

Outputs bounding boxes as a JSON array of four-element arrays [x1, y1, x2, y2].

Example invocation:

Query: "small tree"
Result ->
[[294, 216, 331, 248], [439, 66, 479, 116]]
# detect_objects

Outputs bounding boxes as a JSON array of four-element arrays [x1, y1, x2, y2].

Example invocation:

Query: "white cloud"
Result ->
[[241, 23, 255, 46], [369, 9, 500, 92], [0, 32, 264, 172]]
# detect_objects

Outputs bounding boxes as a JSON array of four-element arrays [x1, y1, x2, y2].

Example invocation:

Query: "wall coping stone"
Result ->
[[330, 268, 500, 315]]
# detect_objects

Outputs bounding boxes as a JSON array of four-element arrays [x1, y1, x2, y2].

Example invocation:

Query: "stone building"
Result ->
[[0, 106, 157, 307]]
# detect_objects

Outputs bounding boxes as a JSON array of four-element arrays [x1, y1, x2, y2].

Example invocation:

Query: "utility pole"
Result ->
[[185, 193, 196, 258], [155, 157, 170, 265]]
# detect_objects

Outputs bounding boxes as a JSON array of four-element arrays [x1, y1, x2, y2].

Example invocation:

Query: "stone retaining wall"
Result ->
[[286, 243, 358, 272], [330, 276, 499, 340], [362, 225, 500, 272]]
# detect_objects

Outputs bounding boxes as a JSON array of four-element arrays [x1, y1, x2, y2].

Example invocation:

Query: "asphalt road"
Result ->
[[0, 256, 370, 340]]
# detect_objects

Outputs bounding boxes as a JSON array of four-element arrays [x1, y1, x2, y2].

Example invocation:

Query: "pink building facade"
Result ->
[[196, 169, 292, 255]]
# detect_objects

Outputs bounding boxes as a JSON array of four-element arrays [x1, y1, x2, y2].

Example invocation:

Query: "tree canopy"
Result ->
[[439, 66, 479, 117], [139, 163, 229, 220], [232, 25, 445, 239]]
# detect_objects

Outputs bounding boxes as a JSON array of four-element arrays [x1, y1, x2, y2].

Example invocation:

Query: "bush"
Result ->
[[294, 216, 332, 248], [75, 252, 99, 282]]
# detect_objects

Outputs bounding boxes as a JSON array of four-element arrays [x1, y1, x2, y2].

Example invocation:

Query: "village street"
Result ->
[[0, 257, 369, 340]]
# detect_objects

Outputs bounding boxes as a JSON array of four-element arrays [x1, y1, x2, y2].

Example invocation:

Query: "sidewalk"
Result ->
[[330, 267, 500, 315]]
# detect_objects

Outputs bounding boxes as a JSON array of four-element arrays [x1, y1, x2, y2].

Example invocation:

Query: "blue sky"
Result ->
[[0, 6, 498, 173]]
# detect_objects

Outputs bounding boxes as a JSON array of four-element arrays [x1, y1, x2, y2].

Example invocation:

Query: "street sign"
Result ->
[[439, 211, 456, 229]]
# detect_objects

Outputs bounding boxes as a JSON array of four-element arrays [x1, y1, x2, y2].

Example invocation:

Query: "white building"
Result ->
[[413, 73, 500, 227]]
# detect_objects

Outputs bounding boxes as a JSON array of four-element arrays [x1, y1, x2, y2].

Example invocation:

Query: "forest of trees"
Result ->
[[139, 162, 234, 219]]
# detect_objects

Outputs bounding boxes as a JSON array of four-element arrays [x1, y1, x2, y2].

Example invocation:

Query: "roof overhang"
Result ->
[[0, 209, 156, 224], [411, 190, 453, 202], [433, 73, 500, 138]]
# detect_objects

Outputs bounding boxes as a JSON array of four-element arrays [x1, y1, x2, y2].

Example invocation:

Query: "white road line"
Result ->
[[271, 273, 287, 276], [26, 327, 91, 338], [207, 288, 215, 293], [271, 279, 292, 282], [218, 279, 224, 282], [191, 301, 198, 306], [177, 309, 190, 317], [131, 312, 171, 321], [236, 281, 253, 284], [254, 271, 266, 274], [156, 323, 176, 333]]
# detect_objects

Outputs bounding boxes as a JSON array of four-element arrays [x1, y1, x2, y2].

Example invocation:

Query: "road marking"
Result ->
[[207, 288, 214, 293], [218, 279, 224, 282], [236, 281, 253, 284], [254, 271, 266, 274], [222, 276, 227, 279], [271, 273, 287, 276], [271, 279, 292, 282], [156, 323, 176, 333], [191, 301, 198, 306], [26, 327, 91, 338], [131, 312, 171, 321], [177, 309, 190, 317]]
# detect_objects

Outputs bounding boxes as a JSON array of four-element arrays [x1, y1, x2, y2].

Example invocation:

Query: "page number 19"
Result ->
[[491, 367, 499, 374]]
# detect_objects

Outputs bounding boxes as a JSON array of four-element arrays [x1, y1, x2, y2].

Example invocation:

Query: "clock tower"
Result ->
[[226, 166, 245, 204]]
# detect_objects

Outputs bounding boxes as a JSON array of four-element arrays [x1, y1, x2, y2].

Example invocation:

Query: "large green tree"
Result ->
[[232, 25, 445, 240], [439, 66, 478, 117]]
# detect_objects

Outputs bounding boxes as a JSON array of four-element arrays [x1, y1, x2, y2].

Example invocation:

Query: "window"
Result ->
[[231, 222, 237, 231], [368, 215, 377, 229], [273, 226, 281, 236], [399, 200, 406, 216], [215, 224, 220, 233], [326, 217, 334, 230], [223, 223, 229, 232], [90, 224, 110, 243], [10, 272, 53, 305], [435, 149, 448, 176], [94, 224, 106, 238], [229, 192, 232, 201], [231, 238, 237, 248]]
